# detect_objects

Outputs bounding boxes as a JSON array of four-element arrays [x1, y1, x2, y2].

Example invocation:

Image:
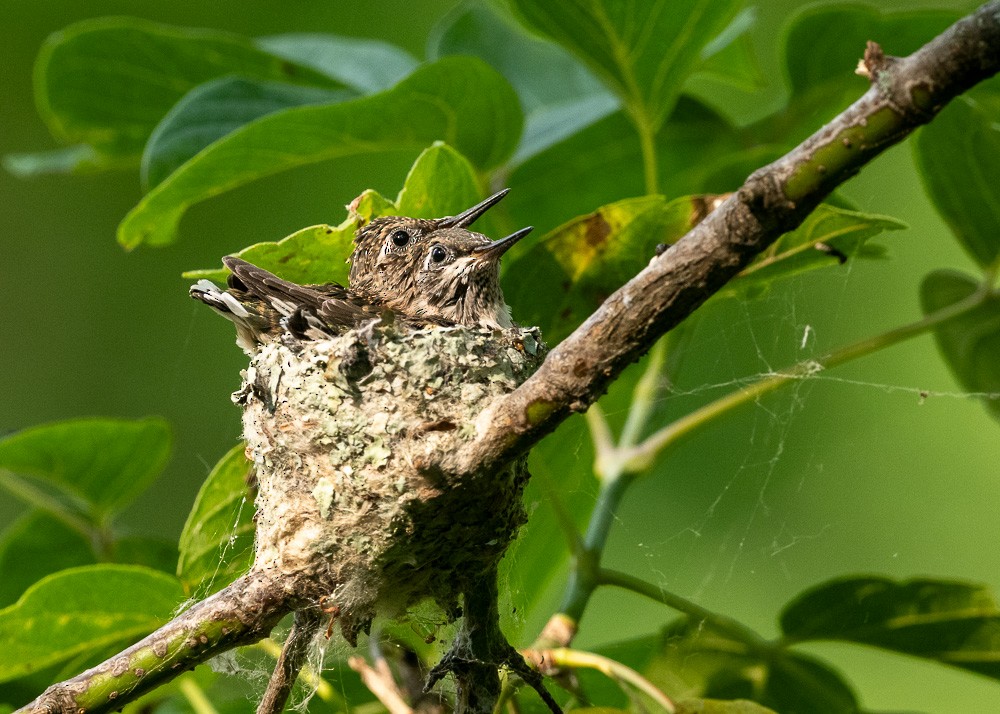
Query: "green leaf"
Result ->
[[921, 271, 1000, 420], [781, 575, 1000, 681], [32, 17, 341, 164], [428, 1, 618, 163], [0, 417, 171, 520], [755, 7, 959, 147], [647, 620, 859, 713], [177, 445, 255, 597], [185, 224, 355, 286], [691, 8, 764, 91], [784, 7, 958, 101], [506, 195, 720, 343], [914, 85, 1000, 270], [0, 512, 96, 608], [722, 205, 906, 297], [508, 0, 741, 132], [118, 57, 522, 249], [114, 537, 179, 575], [0, 565, 183, 682], [184, 142, 485, 285], [143, 76, 352, 190], [675, 700, 777, 714], [258, 33, 418, 93], [506, 98, 742, 238], [395, 142, 484, 223]]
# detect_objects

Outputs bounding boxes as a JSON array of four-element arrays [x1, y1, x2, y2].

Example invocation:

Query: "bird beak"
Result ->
[[471, 226, 534, 260], [437, 189, 510, 228]]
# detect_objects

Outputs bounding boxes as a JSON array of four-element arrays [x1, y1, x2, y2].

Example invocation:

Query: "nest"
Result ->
[[238, 321, 544, 643]]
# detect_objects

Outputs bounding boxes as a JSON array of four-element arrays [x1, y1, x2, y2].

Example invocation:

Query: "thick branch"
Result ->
[[458, 1, 1000, 475], [18, 571, 292, 713]]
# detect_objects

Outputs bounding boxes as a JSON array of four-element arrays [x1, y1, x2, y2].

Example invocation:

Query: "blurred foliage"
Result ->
[[2, 1, 999, 712]]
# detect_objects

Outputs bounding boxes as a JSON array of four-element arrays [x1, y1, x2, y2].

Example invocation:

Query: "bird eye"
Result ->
[[430, 245, 447, 263], [390, 229, 410, 247]]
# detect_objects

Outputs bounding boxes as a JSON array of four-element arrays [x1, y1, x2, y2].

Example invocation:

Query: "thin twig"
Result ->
[[349, 655, 415, 714], [178, 675, 220, 714], [257, 608, 323, 714], [623, 285, 992, 470], [597, 568, 772, 653]]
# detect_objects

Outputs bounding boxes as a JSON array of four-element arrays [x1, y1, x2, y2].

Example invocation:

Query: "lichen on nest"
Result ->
[[238, 320, 544, 643]]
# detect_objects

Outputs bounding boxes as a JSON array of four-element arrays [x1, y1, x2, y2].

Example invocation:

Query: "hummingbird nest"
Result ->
[[239, 319, 544, 643]]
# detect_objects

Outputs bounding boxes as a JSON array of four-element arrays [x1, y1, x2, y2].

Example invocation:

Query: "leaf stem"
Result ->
[[597, 567, 772, 654], [623, 286, 991, 470], [533, 647, 675, 713], [177, 675, 220, 714], [635, 115, 660, 196], [0, 470, 97, 543], [557, 342, 670, 623], [619, 340, 667, 448]]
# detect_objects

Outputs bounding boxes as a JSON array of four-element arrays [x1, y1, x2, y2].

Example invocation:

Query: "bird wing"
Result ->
[[223, 257, 382, 334]]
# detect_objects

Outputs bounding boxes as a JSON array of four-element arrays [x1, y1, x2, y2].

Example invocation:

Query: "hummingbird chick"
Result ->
[[191, 190, 531, 353]]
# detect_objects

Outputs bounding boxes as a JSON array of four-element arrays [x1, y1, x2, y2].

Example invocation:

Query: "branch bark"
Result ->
[[456, 1, 1000, 476], [14, 4, 1000, 712]]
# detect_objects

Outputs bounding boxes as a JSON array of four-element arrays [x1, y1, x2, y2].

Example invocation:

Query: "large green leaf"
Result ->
[[506, 98, 742, 238], [920, 271, 1000, 420], [186, 224, 355, 287], [648, 620, 859, 714], [914, 85, 1000, 270], [118, 57, 522, 249], [508, 0, 741, 133], [0, 565, 183, 682], [784, 7, 958, 101], [177, 445, 255, 597], [113, 537, 179, 576], [0, 512, 95, 608], [723, 205, 906, 297], [184, 142, 485, 285], [142, 77, 350, 190], [675, 703, 777, 714], [0, 417, 171, 521], [428, 1, 618, 163], [690, 8, 763, 91], [781, 576, 1000, 681], [395, 142, 484, 223], [753, 7, 959, 147], [258, 33, 418, 93], [24, 18, 341, 172]]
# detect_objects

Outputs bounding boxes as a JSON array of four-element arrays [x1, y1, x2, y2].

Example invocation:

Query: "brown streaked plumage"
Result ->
[[349, 188, 510, 297], [190, 190, 531, 353]]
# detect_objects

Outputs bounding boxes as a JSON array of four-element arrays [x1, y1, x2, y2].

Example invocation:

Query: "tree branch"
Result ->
[[457, 1, 1000, 476], [17, 571, 292, 713]]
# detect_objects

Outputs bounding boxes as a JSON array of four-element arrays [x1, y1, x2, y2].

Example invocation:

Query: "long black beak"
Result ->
[[437, 189, 510, 228], [471, 226, 534, 260]]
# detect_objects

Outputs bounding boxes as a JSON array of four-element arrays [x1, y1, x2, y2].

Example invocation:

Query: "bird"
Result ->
[[190, 190, 532, 353]]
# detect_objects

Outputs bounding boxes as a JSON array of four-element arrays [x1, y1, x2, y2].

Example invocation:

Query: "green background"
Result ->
[[1, 1, 996, 711]]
